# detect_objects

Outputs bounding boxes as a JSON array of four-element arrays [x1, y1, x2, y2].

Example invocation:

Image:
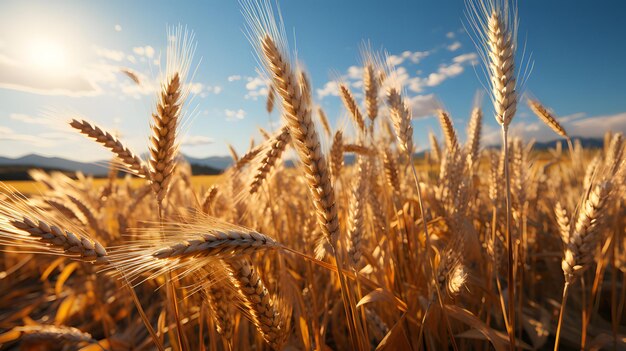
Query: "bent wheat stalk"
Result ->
[[70, 119, 149, 178]]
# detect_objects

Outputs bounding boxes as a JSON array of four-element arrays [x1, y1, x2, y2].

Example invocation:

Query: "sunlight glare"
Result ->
[[26, 39, 67, 70]]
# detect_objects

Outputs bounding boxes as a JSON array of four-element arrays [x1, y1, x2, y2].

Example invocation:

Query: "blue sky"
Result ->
[[1, 0, 625, 161]]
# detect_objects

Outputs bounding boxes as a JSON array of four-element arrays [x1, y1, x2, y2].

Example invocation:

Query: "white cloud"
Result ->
[[188, 82, 204, 95], [317, 81, 340, 98], [446, 31, 455, 39], [133, 45, 155, 58], [571, 112, 626, 137], [407, 53, 478, 92], [0, 125, 54, 146], [246, 76, 266, 90], [386, 50, 431, 67], [425, 62, 465, 86], [245, 76, 269, 100], [453, 53, 478, 64], [0, 55, 102, 96], [225, 109, 246, 120], [483, 111, 626, 145], [347, 66, 363, 80], [228, 75, 242, 82], [409, 94, 439, 118], [447, 41, 462, 51], [559, 112, 586, 123], [93, 46, 125, 62], [10, 113, 53, 126], [114, 24, 122, 32], [182, 135, 214, 146]]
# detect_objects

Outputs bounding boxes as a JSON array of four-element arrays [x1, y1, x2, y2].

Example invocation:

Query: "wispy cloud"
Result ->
[[447, 41, 462, 51], [93, 46, 125, 62], [386, 50, 431, 67], [114, 24, 122, 32], [10, 113, 54, 126], [407, 52, 478, 92], [482, 111, 626, 145], [132, 46, 155, 58], [408, 94, 439, 118], [0, 125, 60, 147], [0, 55, 102, 97], [244, 76, 268, 100], [317, 81, 340, 98], [182, 135, 214, 146], [225, 108, 246, 120], [228, 75, 242, 82]]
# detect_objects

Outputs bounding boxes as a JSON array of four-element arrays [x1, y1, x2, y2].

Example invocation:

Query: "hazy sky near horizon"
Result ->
[[1, 0, 625, 162]]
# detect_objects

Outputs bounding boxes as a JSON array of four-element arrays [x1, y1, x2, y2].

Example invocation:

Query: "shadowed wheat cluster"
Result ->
[[1, 0, 625, 350]]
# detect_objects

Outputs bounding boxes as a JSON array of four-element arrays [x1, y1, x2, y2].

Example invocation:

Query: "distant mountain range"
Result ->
[[0, 154, 231, 180], [0, 137, 604, 180]]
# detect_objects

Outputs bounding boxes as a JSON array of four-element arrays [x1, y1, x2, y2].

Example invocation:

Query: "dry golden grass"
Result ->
[[1, 1, 625, 351]]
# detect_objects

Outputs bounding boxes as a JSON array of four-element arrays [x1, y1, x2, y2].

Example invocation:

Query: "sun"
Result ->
[[26, 39, 67, 70]]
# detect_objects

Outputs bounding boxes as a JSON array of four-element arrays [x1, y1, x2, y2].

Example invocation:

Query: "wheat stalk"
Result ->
[[259, 34, 340, 248], [249, 126, 291, 195], [527, 99, 568, 138], [227, 259, 287, 350], [13, 325, 95, 344], [339, 83, 366, 133], [152, 229, 280, 260], [70, 119, 149, 178], [0, 193, 108, 264], [266, 84, 276, 114], [347, 157, 367, 268], [330, 130, 344, 180], [429, 131, 442, 163], [317, 107, 332, 137], [387, 87, 413, 154], [465, 106, 483, 169], [363, 63, 378, 125]]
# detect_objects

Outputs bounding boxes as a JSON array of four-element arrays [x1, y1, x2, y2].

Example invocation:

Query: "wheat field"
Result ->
[[1, 1, 625, 350]]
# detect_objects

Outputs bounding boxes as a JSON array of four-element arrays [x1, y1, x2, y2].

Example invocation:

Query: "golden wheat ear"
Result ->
[[107, 215, 283, 283], [69, 118, 149, 178], [0, 184, 108, 264], [148, 26, 196, 209]]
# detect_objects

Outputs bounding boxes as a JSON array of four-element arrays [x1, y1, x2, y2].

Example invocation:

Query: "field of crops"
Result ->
[[1, 0, 625, 350]]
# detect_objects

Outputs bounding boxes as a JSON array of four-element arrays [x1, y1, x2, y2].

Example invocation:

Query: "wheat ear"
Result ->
[[201, 186, 219, 214], [339, 83, 366, 133], [330, 130, 344, 180], [227, 259, 286, 350], [70, 119, 149, 178], [364, 63, 378, 124], [260, 34, 340, 247], [149, 72, 183, 207], [249, 126, 291, 195], [527, 99, 567, 138], [343, 144, 373, 156], [555, 202, 571, 245], [151, 229, 280, 260], [487, 12, 517, 128], [437, 109, 459, 152], [347, 157, 367, 268], [387, 87, 413, 154], [12, 325, 95, 345], [266, 84, 276, 114], [465, 106, 483, 169], [0, 194, 108, 264], [429, 131, 442, 163], [317, 107, 332, 137], [562, 181, 612, 284]]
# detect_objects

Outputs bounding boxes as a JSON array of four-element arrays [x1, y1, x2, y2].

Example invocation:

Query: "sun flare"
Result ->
[[25, 39, 67, 70]]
